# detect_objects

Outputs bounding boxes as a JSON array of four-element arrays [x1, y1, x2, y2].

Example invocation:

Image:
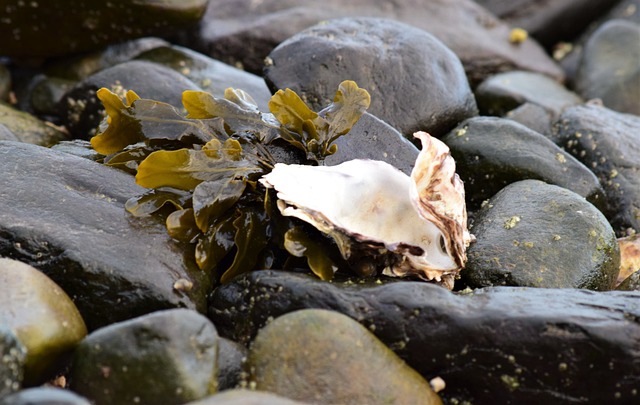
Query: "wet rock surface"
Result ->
[[216, 338, 247, 391], [248, 309, 442, 405], [0, 142, 210, 331], [264, 17, 477, 138], [209, 270, 640, 404], [552, 104, 640, 235], [443, 117, 605, 211], [71, 309, 219, 405], [0, 329, 25, 398], [0, 258, 86, 385]]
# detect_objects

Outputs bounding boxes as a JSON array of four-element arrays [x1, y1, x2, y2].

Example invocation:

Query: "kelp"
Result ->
[[91, 81, 370, 283]]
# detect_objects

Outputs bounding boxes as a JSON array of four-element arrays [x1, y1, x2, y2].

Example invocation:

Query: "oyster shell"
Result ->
[[260, 131, 472, 289]]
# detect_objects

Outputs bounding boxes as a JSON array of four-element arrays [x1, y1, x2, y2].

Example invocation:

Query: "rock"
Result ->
[[475, 70, 582, 119], [265, 17, 477, 139], [71, 309, 219, 405], [0, 64, 10, 102], [26, 75, 76, 118], [504, 102, 553, 135], [0, 0, 208, 58], [324, 112, 419, 175], [136, 45, 273, 111], [247, 309, 442, 405], [0, 328, 25, 398], [474, 0, 619, 48], [463, 180, 619, 290], [0, 258, 86, 384], [617, 234, 640, 286], [0, 387, 91, 405], [192, 0, 563, 84], [442, 117, 605, 211], [184, 389, 311, 405], [49, 139, 103, 161], [0, 141, 210, 330], [552, 104, 640, 235], [0, 124, 19, 142], [217, 338, 247, 391], [209, 270, 640, 404], [617, 271, 640, 291], [575, 19, 640, 115], [59, 60, 201, 139], [0, 103, 67, 146]]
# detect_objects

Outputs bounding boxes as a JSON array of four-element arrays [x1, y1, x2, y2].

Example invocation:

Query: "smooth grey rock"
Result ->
[[217, 338, 247, 391], [247, 309, 442, 405], [0, 103, 67, 146], [0, 258, 87, 385], [50, 140, 103, 161], [463, 180, 619, 290], [0, 328, 25, 398], [0, 124, 19, 142], [136, 45, 273, 111], [575, 19, 640, 115], [504, 102, 553, 135], [71, 309, 219, 405], [325, 112, 419, 175], [0, 1, 208, 58], [0, 387, 91, 405], [265, 17, 477, 138], [192, 0, 563, 84], [442, 117, 605, 212], [474, 0, 619, 48], [209, 270, 640, 404], [184, 389, 311, 405], [59, 60, 201, 139], [0, 141, 210, 330], [475, 70, 582, 119], [552, 104, 640, 235]]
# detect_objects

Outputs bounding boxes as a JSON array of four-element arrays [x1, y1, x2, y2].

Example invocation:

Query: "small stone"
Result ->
[[0, 328, 26, 398], [0, 387, 91, 405]]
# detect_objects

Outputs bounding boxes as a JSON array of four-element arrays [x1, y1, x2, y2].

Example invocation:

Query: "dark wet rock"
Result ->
[[325, 113, 419, 175], [504, 102, 553, 135], [184, 389, 311, 405], [474, 0, 618, 48], [0, 1, 208, 59], [209, 270, 640, 404], [71, 309, 219, 405], [475, 70, 582, 119], [0, 124, 19, 142], [552, 104, 640, 235], [60, 60, 201, 139], [0, 387, 91, 405], [442, 117, 605, 212], [0, 328, 25, 398], [464, 180, 619, 290], [217, 338, 247, 391], [0, 64, 10, 102], [617, 271, 640, 291], [194, 0, 563, 84], [26, 75, 76, 118], [247, 309, 442, 405], [0, 103, 67, 146], [136, 45, 272, 111], [575, 20, 640, 115], [0, 141, 210, 331], [265, 17, 477, 139], [0, 258, 87, 384], [50, 140, 103, 161]]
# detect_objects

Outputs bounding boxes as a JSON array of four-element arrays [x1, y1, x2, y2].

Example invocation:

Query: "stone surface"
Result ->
[[60, 60, 201, 139], [0, 124, 19, 142], [552, 104, 640, 235], [442, 117, 605, 211], [247, 309, 442, 405], [325, 112, 419, 175], [209, 270, 640, 404], [192, 0, 563, 84], [618, 234, 640, 286], [184, 390, 311, 405], [0, 387, 91, 405], [575, 19, 640, 115], [463, 180, 619, 290], [265, 17, 477, 139], [0, 258, 86, 384], [475, 70, 582, 119], [0, 141, 210, 331], [0, 0, 208, 58], [71, 309, 219, 405], [0, 328, 25, 398], [0, 103, 67, 146], [217, 338, 247, 391], [504, 102, 553, 135], [617, 271, 640, 291], [474, 0, 619, 48], [136, 45, 273, 111]]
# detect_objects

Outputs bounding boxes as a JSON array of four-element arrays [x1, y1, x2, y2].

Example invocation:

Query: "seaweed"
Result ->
[[91, 81, 370, 283]]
